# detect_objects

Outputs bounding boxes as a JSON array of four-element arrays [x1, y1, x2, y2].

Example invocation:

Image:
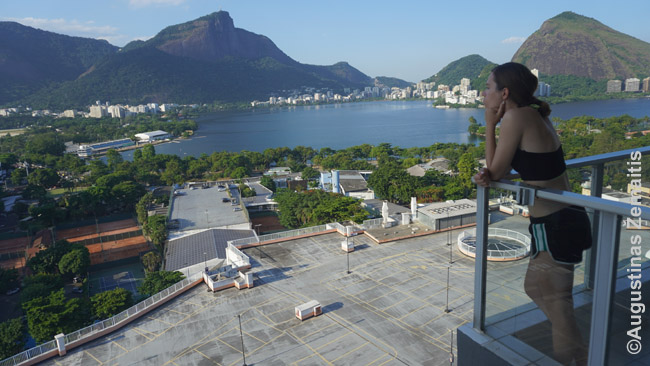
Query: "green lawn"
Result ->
[[47, 186, 89, 198]]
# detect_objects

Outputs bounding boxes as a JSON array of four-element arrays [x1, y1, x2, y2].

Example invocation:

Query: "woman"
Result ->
[[473, 62, 591, 365]]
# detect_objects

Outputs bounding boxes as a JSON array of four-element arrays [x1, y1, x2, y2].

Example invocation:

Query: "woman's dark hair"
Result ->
[[492, 62, 551, 117]]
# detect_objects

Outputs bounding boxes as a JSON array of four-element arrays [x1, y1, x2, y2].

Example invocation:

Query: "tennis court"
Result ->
[[88, 258, 145, 297]]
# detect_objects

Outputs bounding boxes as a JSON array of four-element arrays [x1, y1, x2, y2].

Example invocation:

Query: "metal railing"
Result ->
[[228, 224, 330, 247], [361, 218, 384, 229], [469, 146, 650, 365], [0, 271, 204, 366], [414, 211, 436, 229]]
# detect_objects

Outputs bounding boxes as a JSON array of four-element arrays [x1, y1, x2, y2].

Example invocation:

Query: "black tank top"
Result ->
[[510, 145, 566, 181]]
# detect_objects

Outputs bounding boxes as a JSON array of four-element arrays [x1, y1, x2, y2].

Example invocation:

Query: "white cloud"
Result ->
[[129, 0, 187, 7], [4, 17, 119, 37], [501, 36, 526, 44]]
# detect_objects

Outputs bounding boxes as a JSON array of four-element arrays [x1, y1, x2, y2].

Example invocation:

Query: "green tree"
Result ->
[[259, 175, 277, 192], [91, 288, 133, 319], [23, 289, 91, 343], [160, 160, 184, 185], [457, 152, 479, 197], [367, 159, 422, 203], [144, 215, 167, 249], [138, 271, 184, 296], [0, 268, 19, 293], [136, 192, 153, 225], [25, 133, 65, 156], [274, 189, 368, 228], [11, 168, 26, 186], [20, 273, 65, 305], [239, 183, 256, 197], [106, 149, 124, 172], [27, 240, 80, 274], [27, 168, 60, 189], [58, 248, 91, 278], [141, 251, 162, 273], [0, 318, 26, 359], [301, 166, 319, 180], [230, 166, 249, 179]]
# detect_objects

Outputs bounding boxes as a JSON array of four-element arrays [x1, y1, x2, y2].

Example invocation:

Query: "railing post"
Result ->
[[585, 163, 604, 289], [588, 211, 620, 365], [473, 185, 489, 331]]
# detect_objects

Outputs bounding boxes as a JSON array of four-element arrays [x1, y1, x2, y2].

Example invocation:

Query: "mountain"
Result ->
[[374, 76, 413, 89], [512, 11, 650, 80], [0, 22, 118, 105], [423, 54, 495, 87], [19, 11, 373, 108]]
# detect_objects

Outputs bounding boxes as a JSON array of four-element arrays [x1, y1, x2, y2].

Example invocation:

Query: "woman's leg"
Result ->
[[525, 252, 587, 365]]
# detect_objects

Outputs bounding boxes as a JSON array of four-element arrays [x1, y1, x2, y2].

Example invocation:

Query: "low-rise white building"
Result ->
[[135, 130, 171, 143]]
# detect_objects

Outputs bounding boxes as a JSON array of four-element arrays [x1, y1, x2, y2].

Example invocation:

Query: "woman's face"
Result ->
[[482, 73, 503, 109]]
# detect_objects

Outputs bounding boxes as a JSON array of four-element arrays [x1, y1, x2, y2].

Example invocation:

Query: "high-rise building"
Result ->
[[534, 82, 551, 97], [89, 105, 107, 118], [643, 77, 650, 92], [606, 80, 622, 93], [531, 68, 539, 78], [625, 78, 640, 92], [460, 78, 471, 93]]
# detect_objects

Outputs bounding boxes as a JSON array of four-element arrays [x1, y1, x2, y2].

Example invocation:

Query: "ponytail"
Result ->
[[531, 97, 551, 118]]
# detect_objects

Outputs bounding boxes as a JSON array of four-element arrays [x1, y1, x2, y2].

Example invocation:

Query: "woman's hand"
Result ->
[[485, 101, 506, 127], [473, 168, 491, 187]]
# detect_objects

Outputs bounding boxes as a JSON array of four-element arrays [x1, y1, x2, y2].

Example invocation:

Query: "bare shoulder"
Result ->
[[501, 107, 540, 130]]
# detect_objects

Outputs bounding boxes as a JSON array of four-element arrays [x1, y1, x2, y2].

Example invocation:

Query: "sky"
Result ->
[[2, 0, 650, 82]]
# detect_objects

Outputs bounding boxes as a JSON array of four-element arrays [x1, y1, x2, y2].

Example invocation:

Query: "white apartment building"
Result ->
[[108, 105, 126, 119], [62, 110, 76, 118], [625, 78, 640, 92], [534, 82, 551, 97], [460, 78, 471, 93], [89, 105, 107, 118], [607, 80, 622, 93]]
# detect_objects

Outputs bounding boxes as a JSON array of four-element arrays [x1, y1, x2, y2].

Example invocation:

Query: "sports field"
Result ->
[[88, 258, 146, 297]]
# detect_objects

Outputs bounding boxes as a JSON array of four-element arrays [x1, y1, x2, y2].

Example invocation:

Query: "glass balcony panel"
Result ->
[[483, 200, 596, 364], [607, 211, 650, 364]]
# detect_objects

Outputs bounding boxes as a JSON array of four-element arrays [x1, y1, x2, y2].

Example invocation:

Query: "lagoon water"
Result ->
[[123, 98, 650, 158]]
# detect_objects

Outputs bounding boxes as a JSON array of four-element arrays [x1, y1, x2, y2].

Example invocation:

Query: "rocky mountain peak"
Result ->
[[152, 10, 296, 65]]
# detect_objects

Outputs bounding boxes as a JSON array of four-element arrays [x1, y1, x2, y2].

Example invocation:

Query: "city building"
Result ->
[[407, 158, 452, 177], [77, 138, 134, 157], [89, 105, 107, 118], [61, 110, 76, 118], [531, 68, 539, 78], [534, 82, 551, 97], [108, 105, 125, 119], [134, 130, 171, 143], [625, 77, 640, 92], [607, 79, 622, 93], [643, 77, 650, 93]]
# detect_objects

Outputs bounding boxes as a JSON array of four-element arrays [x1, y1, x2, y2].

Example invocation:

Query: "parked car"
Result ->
[[71, 287, 83, 294], [222, 197, 230, 203], [6, 287, 20, 295]]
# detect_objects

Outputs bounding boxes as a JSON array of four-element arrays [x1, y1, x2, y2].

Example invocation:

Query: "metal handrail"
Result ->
[[489, 179, 650, 220], [472, 146, 650, 365]]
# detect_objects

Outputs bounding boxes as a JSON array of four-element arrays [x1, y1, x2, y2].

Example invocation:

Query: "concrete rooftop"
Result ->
[[41, 226, 492, 365], [41, 212, 634, 365], [169, 186, 248, 232]]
